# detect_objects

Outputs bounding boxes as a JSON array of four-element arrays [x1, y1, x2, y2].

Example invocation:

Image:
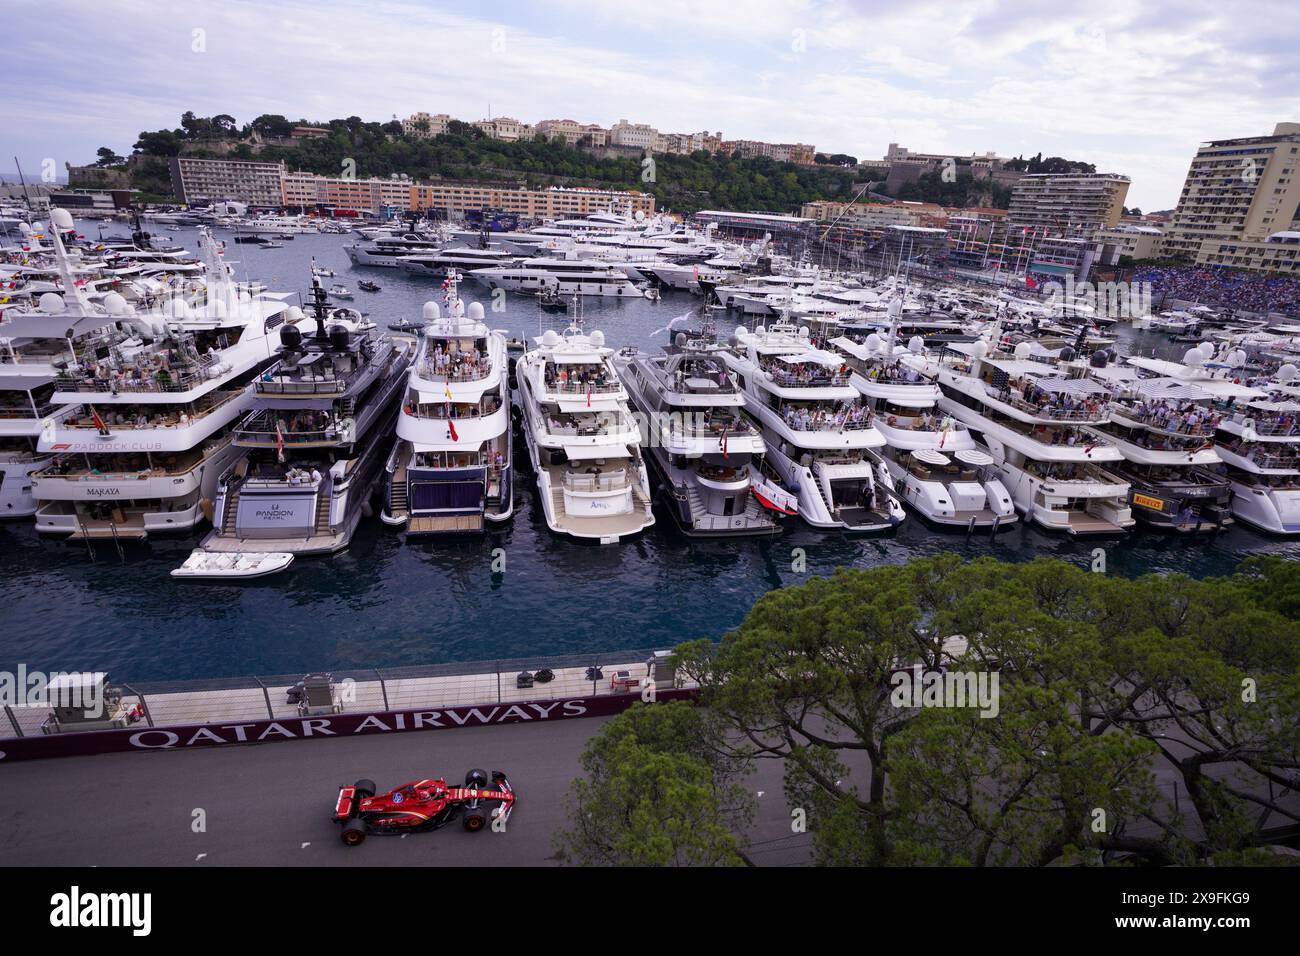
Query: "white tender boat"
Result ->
[[171, 549, 294, 579]]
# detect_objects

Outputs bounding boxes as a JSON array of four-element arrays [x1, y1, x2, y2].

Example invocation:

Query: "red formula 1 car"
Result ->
[[332, 769, 516, 846]]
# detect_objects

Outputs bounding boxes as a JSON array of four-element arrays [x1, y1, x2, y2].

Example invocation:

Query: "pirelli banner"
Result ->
[[0, 688, 698, 762]]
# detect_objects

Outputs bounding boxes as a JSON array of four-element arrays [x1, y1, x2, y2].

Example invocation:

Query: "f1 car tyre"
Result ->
[[353, 778, 376, 798], [462, 808, 487, 832], [465, 769, 489, 788], [341, 819, 367, 846]]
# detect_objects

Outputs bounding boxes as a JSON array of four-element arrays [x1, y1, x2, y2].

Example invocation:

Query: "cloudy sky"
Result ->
[[5, 0, 1298, 210]]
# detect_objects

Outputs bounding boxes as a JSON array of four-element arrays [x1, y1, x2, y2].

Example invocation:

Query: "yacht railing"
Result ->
[[56, 352, 221, 394], [546, 414, 636, 437], [410, 399, 503, 421], [234, 410, 343, 446], [1118, 407, 1218, 436], [549, 379, 621, 396], [61, 389, 244, 429], [418, 357, 493, 383], [1004, 394, 1106, 422]]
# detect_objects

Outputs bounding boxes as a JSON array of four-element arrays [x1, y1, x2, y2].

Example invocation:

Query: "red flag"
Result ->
[[1025, 276, 1037, 289], [91, 406, 108, 435], [720, 431, 729, 458], [448, 419, 458, 442], [586, 383, 592, 408]]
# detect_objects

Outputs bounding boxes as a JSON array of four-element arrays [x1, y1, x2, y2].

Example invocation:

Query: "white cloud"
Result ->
[[2, 0, 1296, 210]]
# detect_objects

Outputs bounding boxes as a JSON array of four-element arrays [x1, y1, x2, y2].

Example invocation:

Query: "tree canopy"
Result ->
[[668, 554, 1300, 867]]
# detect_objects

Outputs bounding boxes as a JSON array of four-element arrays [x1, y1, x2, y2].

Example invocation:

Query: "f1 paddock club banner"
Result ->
[[0, 688, 698, 762]]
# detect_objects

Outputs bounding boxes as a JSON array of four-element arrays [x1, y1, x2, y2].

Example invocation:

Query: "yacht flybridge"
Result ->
[[382, 272, 513, 535], [720, 321, 903, 532], [615, 329, 786, 537], [29, 222, 291, 541], [829, 326, 1015, 529], [919, 339, 1134, 535], [514, 322, 654, 543], [201, 278, 413, 555]]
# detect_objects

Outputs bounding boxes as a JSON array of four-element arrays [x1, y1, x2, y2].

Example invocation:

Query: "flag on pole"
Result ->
[[276, 420, 285, 463], [720, 430, 729, 458], [586, 383, 592, 408], [91, 406, 108, 436], [448, 419, 458, 442]]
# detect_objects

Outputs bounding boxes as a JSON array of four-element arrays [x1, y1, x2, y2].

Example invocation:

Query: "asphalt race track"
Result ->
[[0, 717, 811, 866]]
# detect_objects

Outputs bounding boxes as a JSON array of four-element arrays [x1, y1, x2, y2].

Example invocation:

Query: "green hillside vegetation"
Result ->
[[125, 112, 884, 214]]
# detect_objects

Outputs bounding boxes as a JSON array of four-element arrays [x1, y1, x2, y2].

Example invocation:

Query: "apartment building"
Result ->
[[609, 119, 658, 151], [884, 143, 1007, 169], [401, 112, 452, 139], [535, 119, 587, 146], [412, 182, 654, 218], [1007, 172, 1130, 239], [169, 156, 286, 206], [282, 171, 416, 213], [1161, 122, 1300, 271], [472, 117, 534, 142], [721, 139, 817, 164], [1094, 224, 1165, 263]]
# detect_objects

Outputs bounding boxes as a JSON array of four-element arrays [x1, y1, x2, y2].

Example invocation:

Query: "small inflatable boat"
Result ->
[[171, 549, 294, 580]]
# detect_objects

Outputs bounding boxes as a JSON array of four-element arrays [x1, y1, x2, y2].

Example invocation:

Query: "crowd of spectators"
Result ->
[[1133, 266, 1300, 316]]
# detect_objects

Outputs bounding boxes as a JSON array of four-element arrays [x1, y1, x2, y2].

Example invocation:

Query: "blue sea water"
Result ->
[[1, 226, 1295, 681]]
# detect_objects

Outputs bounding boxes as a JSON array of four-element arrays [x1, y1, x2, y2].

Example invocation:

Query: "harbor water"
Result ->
[[1, 227, 1296, 682]]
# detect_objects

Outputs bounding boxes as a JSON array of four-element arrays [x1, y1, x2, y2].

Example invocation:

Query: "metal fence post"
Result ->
[[254, 677, 274, 719], [4, 704, 22, 737], [374, 669, 389, 711]]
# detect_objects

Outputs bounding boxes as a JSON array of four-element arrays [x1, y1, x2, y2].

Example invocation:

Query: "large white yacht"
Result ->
[[615, 331, 787, 537], [381, 274, 513, 535], [1085, 349, 1254, 531], [202, 280, 413, 555], [31, 229, 291, 541], [513, 322, 655, 543], [920, 339, 1134, 534], [1216, 363, 1300, 534], [720, 321, 904, 532], [830, 323, 1015, 529], [397, 246, 519, 278], [471, 253, 649, 298], [345, 233, 447, 268]]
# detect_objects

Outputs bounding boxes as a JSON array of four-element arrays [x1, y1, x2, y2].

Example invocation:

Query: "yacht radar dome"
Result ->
[[865, 333, 882, 352], [908, 335, 924, 353], [1014, 341, 1032, 359], [589, 329, 605, 347], [422, 301, 441, 320], [468, 302, 485, 320], [38, 292, 64, 313], [1278, 363, 1298, 383], [50, 208, 75, 231], [541, 329, 561, 347], [103, 292, 129, 316]]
